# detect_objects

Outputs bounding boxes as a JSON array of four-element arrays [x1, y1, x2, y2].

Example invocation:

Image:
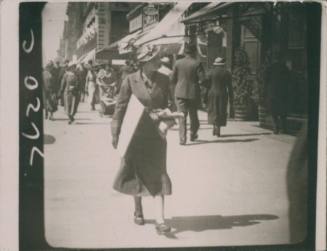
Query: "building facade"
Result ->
[[57, 2, 133, 63], [183, 2, 309, 131]]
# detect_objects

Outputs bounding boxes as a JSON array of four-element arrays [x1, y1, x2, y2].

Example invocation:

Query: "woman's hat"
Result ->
[[213, 57, 225, 66], [137, 45, 161, 63]]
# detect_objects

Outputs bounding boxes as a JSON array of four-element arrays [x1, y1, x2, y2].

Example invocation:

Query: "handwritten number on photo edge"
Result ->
[[21, 26, 44, 167], [30, 147, 44, 166], [22, 122, 40, 140], [26, 97, 41, 117], [24, 76, 38, 90], [22, 29, 34, 54]]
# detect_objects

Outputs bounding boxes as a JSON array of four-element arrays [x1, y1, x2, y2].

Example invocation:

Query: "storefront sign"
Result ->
[[143, 4, 158, 16], [143, 13, 158, 30], [143, 4, 159, 30], [129, 14, 142, 32]]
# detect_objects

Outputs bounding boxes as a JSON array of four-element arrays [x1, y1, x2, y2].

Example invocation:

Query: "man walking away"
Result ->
[[171, 44, 204, 145], [206, 57, 234, 137], [58, 59, 69, 106], [59, 62, 81, 124]]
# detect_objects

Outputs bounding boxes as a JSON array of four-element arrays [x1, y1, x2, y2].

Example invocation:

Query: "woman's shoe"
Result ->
[[216, 126, 221, 137], [155, 223, 171, 235], [134, 212, 145, 225], [190, 134, 198, 141]]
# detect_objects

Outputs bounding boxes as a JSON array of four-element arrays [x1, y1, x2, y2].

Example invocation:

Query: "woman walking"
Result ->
[[111, 45, 174, 234], [86, 62, 97, 111], [206, 57, 234, 136], [59, 62, 81, 124]]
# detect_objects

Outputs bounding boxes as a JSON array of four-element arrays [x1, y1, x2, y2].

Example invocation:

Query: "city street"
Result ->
[[44, 100, 297, 249]]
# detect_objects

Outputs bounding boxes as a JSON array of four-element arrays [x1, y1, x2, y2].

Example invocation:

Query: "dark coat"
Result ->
[[42, 69, 57, 113], [60, 71, 81, 116], [50, 66, 61, 93], [264, 62, 290, 116], [111, 70, 172, 196], [206, 66, 233, 126], [171, 55, 204, 101]]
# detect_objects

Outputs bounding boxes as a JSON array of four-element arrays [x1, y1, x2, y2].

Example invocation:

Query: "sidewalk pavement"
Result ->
[[43, 101, 298, 249]]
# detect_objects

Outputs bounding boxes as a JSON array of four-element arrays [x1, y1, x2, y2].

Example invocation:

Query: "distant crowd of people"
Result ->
[[42, 59, 139, 124]]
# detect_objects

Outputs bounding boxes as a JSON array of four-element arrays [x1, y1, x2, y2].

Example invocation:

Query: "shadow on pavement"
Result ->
[[44, 118, 68, 121], [145, 214, 278, 239], [219, 132, 272, 137], [44, 134, 56, 144], [170, 127, 213, 131], [74, 122, 110, 125], [185, 138, 259, 145], [47, 118, 92, 122]]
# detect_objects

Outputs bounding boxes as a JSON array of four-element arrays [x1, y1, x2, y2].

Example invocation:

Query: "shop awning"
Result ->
[[78, 48, 96, 64], [118, 29, 148, 54], [134, 2, 192, 46], [181, 2, 233, 24]]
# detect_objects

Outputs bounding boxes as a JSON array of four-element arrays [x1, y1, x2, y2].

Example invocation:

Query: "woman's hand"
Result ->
[[149, 112, 160, 122]]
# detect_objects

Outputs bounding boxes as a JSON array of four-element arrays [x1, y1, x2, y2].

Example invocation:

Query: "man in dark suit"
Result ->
[[171, 44, 204, 145]]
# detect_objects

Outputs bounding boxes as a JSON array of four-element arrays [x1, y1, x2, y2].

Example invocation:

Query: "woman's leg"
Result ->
[[154, 195, 165, 224], [213, 124, 217, 135], [134, 196, 143, 215], [216, 126, 221, 137], [133, 196, 144, 225], [154, 195, 171, 234]]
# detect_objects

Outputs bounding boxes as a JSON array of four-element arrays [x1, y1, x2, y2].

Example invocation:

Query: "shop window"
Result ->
[[240, 25, 261, 75]]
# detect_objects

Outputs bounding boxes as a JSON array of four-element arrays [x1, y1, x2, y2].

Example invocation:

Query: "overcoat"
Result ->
[[60, 70, 81, 116], [111, 70, 172, 196], [206, 67, 233, 126], [171, 55, 203, 102], [42, 69, 58, 113]]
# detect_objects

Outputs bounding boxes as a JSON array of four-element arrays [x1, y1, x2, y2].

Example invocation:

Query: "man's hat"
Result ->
[[213, 57, 225, 66]]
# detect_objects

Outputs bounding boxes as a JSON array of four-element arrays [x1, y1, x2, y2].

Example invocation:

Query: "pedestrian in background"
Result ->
[[97, 63, 117, 100], [43, 62, 58, 120], [205, 57, 234, 137], [75, 63, 87, 102], [121, 59, 135, 81], [264, 53, 290, 134], [85, 61, 97, 111], [50, 60, 61, 95], [111, 45, 173, 235], [59, 62, 81, 124], [171, 43, 204, 145], [58, 59, 69, 106]]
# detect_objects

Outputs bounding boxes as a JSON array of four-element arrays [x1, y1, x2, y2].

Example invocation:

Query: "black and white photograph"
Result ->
[[4, 0, 324, 250]]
